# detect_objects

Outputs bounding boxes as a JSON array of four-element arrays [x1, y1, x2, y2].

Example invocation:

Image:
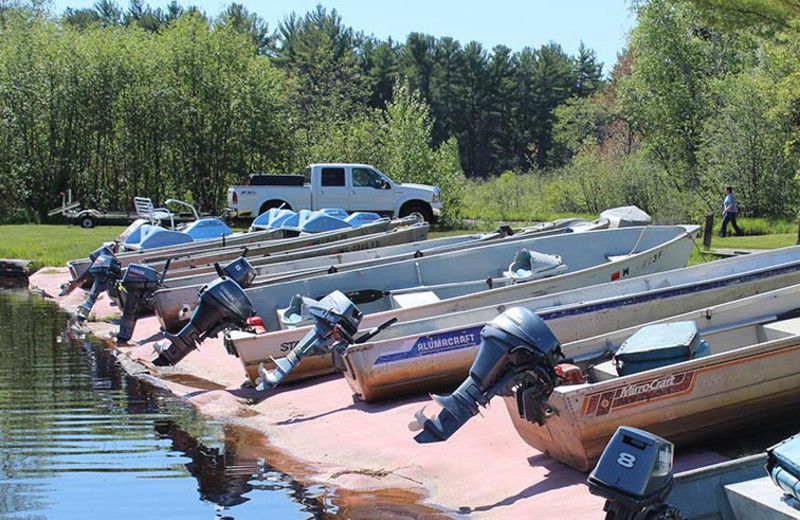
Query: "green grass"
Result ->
[[709, 233, 796, 250], [687, 233, 795, 266], [0, 224, 129, 271]]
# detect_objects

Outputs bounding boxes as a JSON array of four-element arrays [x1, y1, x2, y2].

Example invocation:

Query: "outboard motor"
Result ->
[[411, 306, 564, 443], [587, 426, 684, 520], [115, 261, 169, 344], [153, 277, 254, 366], [257, 290, 362, 389], [76, 251, 122, 321], [218, 256, 256, 289], [170, 257, 257, 330], [59, 245, 116, 296]]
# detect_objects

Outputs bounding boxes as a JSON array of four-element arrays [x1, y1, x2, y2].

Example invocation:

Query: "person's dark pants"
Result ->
[[720, 211, 743, 237]]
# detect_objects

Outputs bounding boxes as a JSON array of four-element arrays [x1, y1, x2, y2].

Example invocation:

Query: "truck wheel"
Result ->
[[400, 203, 434, 224], [79, 216, 95, 229], [259, 200, 290, 216]]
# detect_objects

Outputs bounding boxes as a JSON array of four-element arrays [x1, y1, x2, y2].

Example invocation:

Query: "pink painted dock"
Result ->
[[29, 267, 727, 518]]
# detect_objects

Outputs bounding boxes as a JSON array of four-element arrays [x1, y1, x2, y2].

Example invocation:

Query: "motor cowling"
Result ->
[[115, 263, 162, 343], [153, 277, 254, 366], [587, 426, 683, 520], [60, 245, 116, 296], [412, 306, 564, 443], [220, 256, 256, 289], [76, 252, 122, 321]]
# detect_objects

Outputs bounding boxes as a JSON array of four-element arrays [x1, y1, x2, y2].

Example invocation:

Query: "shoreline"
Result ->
[[28, 266, 727, 519]]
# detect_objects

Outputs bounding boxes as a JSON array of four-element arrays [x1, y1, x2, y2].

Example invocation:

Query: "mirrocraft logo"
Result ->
[[582, 371, 696, 417]]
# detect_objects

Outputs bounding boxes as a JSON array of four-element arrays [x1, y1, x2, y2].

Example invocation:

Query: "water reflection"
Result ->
[[0, 290, 325, 519]]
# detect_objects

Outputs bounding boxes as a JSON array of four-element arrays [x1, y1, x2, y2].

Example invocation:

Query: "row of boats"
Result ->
[[60, 204, 800, 517]]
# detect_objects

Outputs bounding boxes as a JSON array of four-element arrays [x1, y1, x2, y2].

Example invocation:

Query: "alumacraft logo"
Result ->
[[582, 370, 696, 417], [373, 325, 483, 365]]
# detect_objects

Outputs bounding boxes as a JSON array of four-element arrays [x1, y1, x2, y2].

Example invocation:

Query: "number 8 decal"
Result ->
[[617, 452, 636, 468]]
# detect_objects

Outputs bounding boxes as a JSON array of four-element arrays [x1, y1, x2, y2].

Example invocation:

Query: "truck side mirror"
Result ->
[[380, 179, 389, 190]]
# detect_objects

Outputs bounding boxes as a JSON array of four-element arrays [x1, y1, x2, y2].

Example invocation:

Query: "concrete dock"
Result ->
[[28, 267, 728, 518]]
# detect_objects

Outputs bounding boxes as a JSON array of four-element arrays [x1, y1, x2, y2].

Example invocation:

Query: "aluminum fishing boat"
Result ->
[[227, 225, 699, 383]]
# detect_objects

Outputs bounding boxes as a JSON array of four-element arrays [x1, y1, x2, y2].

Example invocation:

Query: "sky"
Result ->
[[49, 0, 636, 75]]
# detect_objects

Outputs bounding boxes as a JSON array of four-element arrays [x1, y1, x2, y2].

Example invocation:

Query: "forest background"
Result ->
[[1, 0, 800, 228]]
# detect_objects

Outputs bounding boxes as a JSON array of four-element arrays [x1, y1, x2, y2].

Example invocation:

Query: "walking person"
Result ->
[[720, 186, 743, 237]]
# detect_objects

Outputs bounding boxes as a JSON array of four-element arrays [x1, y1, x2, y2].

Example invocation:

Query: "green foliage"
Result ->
[[0, 10, 291, 219], [544, 148, 693, 221], [460, 171, 549, 221], [698, 72, 799, 217], [618, 0, 716, 194]]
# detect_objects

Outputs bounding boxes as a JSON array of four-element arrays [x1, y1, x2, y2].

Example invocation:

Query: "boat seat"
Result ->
[[767, 432, 800, 503], [391, 291, 441, 309], [762, 316, 800, 342], [590, 360, 619, 382], [134, 197, 173, 224], [613, 321, 710, 377], [506, 249, 567, 283]]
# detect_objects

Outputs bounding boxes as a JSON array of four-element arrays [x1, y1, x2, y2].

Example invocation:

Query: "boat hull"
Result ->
[[68, 216, 413, 281], [505, 332, 800, 471], [228, 226, 698, 385], [152, 223, 432, 332], [342, 252, 800, 401]]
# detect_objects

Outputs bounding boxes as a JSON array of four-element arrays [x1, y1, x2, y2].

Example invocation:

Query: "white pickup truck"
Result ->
[[226, 163, 444, 222]]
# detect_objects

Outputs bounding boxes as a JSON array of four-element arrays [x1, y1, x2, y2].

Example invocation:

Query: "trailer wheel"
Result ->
[[79, 216, 95, 229]]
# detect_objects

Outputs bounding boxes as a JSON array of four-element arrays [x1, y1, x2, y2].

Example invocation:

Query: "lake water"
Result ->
[[0, 289, 331, 519]]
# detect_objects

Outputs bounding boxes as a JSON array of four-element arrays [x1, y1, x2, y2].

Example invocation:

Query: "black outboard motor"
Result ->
[[587, 426, 685, 520], [257, 290, 363, 389], [218, 256, 256, 289], [153, 277, 254, 366], [76, 251, 122, 321], [60, 245, 116, 296], [115, 262, 168, 344], [411, 306, 564, 443]]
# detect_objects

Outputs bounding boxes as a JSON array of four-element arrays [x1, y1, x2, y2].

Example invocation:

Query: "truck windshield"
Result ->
[[303, 167, 312, 184]]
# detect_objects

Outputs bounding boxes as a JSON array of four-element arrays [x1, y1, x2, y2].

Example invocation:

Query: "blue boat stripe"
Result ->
[[372, 261, 800, 366]]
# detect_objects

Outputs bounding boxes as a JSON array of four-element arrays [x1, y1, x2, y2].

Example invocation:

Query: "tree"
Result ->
[[618, 0, 717, 202], [93, 0, 122, 27], [216, 3, 274, 55], [379, 84, 465, 223], [429, 36, 464, 145], [572, 42, 604, 97], [699, 71, 799, 217], [273, 6, 371, 164], [360, 36, 399, 109], [400, 32, 436, 106]]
